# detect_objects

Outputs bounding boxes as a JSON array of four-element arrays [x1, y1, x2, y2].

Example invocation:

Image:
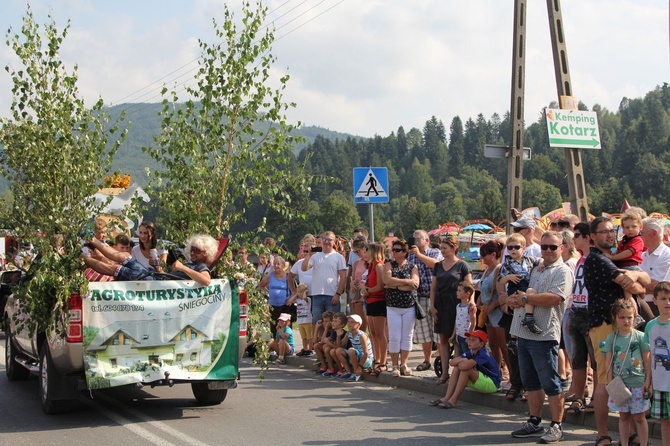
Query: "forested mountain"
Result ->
[[278, 83, 670, 244], [2, 85, 668, 248]]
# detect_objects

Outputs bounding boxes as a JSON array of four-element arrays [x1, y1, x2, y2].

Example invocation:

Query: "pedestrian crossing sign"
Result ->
[[353, 167, 389, 204]]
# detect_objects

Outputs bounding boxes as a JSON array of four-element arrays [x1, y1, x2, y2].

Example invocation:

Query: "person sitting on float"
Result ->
[[81, 234, 217, 286]]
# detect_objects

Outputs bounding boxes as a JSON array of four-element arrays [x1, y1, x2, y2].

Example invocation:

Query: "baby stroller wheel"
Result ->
[[433, 356, 442, 378]]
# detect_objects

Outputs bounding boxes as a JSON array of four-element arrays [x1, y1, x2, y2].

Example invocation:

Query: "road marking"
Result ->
[[81, 397, 177, 446], [86, 392, 211, 446]]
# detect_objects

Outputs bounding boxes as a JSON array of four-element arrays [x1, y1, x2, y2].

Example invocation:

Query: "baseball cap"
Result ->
[[348, 314, 363, 325], [465, 330, 488, 344], [511, 216, 537, 230], [278, 313, 292, 322]]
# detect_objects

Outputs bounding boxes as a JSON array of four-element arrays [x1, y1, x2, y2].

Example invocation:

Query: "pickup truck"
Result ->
[[4, 270, 248, 414]]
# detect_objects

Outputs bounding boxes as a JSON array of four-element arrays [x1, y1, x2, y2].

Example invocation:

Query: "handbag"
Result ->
[[604, 331, 634, 406], [412, 294, 427, 320], [477, 265, 500, 328]]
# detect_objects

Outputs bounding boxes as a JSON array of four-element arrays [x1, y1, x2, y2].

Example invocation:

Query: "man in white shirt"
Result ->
[[302, 231, 347, 324], [641, 217, 670, 316]]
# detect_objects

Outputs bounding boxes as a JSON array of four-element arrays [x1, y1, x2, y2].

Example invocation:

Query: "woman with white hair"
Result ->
[[83, 234, 218, 287]]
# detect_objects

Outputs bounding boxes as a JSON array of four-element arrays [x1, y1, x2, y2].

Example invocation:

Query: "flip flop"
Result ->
[[438, 401, 455, 409], [416, 361, 432, 371], [429, 399, 443, 406]]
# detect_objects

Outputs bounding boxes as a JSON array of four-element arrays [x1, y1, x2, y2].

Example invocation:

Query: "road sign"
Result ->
[[353, 167, 389, 204], [484, 144, 531, 160], [545, 108, 601, 149]]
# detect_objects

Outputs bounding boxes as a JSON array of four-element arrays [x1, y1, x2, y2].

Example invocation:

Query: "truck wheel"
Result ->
[[39, 341, 72, 414], [191, 382, 227, 405], [5, 322, 29, 380]]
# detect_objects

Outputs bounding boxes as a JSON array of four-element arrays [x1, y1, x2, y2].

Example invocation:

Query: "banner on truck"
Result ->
[[83, 279, 239, 389]]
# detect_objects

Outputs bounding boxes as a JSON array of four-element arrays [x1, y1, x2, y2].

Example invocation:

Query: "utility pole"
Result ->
[[506, 0, 527, 234], [546, 0, 589, 221]]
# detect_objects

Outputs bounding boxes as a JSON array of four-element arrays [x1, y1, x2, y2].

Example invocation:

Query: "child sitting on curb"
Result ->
[[313, 311, 334, 375], [268, 313, 295, 365], [335, 314, 374, 381], [327, 312, 351, 378], [429, 330, 501, 409]]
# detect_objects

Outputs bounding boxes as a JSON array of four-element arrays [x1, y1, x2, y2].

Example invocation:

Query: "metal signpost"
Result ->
[[353, 167, 389, 242]]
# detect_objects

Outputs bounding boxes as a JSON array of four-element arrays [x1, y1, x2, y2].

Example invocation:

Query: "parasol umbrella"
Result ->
[[460, 223, 492, 244]]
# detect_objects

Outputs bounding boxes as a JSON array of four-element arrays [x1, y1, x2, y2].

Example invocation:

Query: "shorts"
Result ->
[[311, 295, 339, 325], [517, 337, 562, 396], [567, 310, 594, 370], [413, 295, 436, 344], [651, 390, 670, 419], [366, 300, 387, 318], [347, 348, 374, 369], [298, 323, 313, 343], [115, 259, 154, 281], [467, 371, 498, 394], [589, 322, 614, 384], [608, 386, 650, 414]]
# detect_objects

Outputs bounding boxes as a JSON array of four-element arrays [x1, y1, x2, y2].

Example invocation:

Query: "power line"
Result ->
[[117, 0, 344, 117]]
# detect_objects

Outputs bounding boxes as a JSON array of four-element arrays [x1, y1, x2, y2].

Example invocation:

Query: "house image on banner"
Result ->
[[87, 312, 220, 377]]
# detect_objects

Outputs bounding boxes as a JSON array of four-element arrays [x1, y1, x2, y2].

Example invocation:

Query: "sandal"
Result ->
[[565, 398, 583, 415], [429, 399, 443, 406], [392, 367, 401, 377], [506, 387, 521, 401], [520, 392, 528, 402], [629, 432, 640, 446], [583, 401, 595, 414], [594, 435, 612, 446], [438, 401, 455, 409], [400, 365, 412, 376], [416, 361, 431, 371]]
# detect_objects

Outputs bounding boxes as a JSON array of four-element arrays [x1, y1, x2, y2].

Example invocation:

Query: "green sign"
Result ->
[[545, 109, 601, 149]]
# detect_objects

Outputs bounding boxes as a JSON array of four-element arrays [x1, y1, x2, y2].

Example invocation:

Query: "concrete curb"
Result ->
[[282, 355, 662, 441]]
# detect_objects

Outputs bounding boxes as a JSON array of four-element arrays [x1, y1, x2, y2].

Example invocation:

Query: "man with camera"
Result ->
[[408, 230, 442, 371], [302, 230, 347, 325]]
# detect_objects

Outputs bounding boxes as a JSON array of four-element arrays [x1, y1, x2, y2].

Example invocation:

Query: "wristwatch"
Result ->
[[521, 293, 528, 305]]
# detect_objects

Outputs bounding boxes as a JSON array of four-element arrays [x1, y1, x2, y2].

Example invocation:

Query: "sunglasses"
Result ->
[[541, 244, 560, 251], [507, 245, 522, 251], [323, 238, 334, 242], [512, 227, 527, 233], [190, 247, 203, 254], [302, 250, 309, 253], [391, 248, 404, 253]]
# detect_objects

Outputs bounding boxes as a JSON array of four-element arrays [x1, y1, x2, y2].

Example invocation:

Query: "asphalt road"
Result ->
[[0, 338, 612, 445]]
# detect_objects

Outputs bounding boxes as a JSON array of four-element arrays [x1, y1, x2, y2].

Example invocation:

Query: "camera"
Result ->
[[407, 236, 416, 248], [311, 246, 322, 253]]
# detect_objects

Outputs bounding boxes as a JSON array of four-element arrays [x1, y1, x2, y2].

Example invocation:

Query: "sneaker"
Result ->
[[522, 317, 543, 334], [511, 421, 545, 438], [322, 370, 336, 377], [304, 350, 314, 357], [348, 374, 362, 382], [275, 358, 285, 365], [339, 373, 353, 380], [296, 349, 307, 357], [315, 368, 327, 375], [539, 424, 563, 443]]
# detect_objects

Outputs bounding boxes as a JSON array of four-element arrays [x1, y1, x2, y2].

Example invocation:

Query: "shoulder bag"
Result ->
[[604, 331, 634, 406]]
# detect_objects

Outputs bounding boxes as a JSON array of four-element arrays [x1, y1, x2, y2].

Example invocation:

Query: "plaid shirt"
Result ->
[[408, 247, 443, 296]]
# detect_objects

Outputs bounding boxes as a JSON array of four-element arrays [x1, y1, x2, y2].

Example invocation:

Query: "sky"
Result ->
[[0, 0, 668, 137]]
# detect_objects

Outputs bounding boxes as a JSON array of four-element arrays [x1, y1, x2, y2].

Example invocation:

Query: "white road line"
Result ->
[[80, 397, 177, 446], [87, 392, 212, 446]]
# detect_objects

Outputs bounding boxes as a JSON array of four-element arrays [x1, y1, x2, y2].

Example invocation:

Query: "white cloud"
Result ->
[[0, 0, 667, 136]]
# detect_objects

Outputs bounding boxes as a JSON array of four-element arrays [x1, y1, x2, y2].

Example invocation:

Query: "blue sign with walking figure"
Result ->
[[353, 167, 389, 204]]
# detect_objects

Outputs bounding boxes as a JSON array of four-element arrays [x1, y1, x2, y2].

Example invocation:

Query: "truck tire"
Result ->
[[191, 382, 227, 405], [5, 322, 30, 381], [39, 341, 72, 414]]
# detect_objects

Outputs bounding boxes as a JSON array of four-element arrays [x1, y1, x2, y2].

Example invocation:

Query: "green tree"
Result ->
[[317, 191, 362, 237], [145, 1, 311, 244], [522, 179, 563, 215], [0, 8, 128, 334]]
